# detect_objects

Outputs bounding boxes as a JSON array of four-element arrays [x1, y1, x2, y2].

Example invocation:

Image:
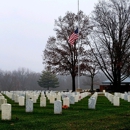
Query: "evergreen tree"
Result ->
[[37, 71, 59, 90]]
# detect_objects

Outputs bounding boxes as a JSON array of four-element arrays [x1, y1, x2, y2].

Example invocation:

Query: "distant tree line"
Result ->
[[0, 68, 41, 91], [0, 68, 107, 91]]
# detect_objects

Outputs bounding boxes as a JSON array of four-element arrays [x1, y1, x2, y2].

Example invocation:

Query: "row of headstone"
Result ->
[[114, 92, 130, 102], [2, 90, 91, 105], [1, 91, 91, 116], [105, 92, 120, 106], [54, 92, 91, 114], [46, 91, 91, 105], [3, 91, 42, 105], [88, 92, 98, 109], [1, 91, 39, 114]]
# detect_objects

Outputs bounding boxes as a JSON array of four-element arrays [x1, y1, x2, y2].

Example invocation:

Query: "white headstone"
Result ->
[[1, 104, 11, 120], [54, 100, 62, 114], [61, 94, 68, 100], [127, 95, 130, 102], [69, 96, 75, 104], [121, 94, 125, 99], [78, 94, 82, 101], [50, 95, 55, 104], [33, 95, 37, 103], [88, 97, 96, 109], [124, 93, 128, 101], [63, 97, 70, 107], [40, 97, 46, 107], [56, 95, 61, 100], [18, 96, 25, 106], [0, 99, 6, 111], [0, 95, 4, 99], [26, 99, 33, 112], [14, 94, 19, 103], [103, 90, 106, 93], [113, 96, 120, 106], [75, 95, 79, 102]]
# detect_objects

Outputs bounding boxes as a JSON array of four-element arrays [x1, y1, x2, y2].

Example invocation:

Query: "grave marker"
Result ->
[[54, 100, 62, 114]]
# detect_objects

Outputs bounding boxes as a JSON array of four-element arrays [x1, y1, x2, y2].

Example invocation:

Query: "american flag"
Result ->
[[68, 28, 78, 45]]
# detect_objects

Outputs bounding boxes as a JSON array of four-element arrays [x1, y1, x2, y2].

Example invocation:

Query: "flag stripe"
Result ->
[[68, 28, 78, 45]]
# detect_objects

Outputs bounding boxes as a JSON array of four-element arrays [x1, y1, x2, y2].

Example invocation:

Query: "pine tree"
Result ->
[[37, 71, 59, 90]]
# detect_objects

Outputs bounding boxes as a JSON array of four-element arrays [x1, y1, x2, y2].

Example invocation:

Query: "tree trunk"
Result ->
[[113, 72, 121, 92], [117, 70, 121, 92], [71, 75, 75, 92], [91, 76, 94, 91]]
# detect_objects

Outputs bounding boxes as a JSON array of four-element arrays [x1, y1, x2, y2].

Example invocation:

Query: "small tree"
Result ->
[[80, 49, 99, 91], [37, 71, 59, 90]]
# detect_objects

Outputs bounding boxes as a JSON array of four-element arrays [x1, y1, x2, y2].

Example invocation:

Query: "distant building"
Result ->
[[100, 77, 130, 92]]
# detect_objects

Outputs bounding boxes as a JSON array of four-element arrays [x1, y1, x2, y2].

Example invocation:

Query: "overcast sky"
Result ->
[[0, 0, 99, 73]]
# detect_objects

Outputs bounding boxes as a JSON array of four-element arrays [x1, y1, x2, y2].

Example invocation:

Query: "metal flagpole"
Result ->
[[77, 0, 80, 89]]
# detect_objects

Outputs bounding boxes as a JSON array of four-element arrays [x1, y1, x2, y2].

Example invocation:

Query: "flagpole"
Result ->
[[77, 0, 80, 89]]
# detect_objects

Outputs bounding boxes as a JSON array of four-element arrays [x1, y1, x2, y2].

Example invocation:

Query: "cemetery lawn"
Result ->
[[1, 95, 130, 130]]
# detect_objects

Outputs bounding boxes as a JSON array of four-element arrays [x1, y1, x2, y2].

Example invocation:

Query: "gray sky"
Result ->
[[0, 0, 98, 73]]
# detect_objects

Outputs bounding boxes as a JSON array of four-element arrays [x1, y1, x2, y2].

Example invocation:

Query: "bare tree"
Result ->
[[43, 11, 91, 91], [80, 49, 99, 91], [90, 0, 130, 92]]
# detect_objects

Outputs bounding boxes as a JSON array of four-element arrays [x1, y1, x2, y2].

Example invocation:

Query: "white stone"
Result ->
[[127, 95, 130, 102], [121, 94, 125, 99], [63, 97, 70, 107], [108, 94, 114, 103], [113, 96, 120, 106], [4, 99, 7, 103], [114, 92, 121, 98], [75, 95, 79, 102], [81, 93, 85, 99], [50, 95, 55, 104], [47, 94, 50, 100], [56, 95, 61, 100], [0, 99, 6, 111], [103, 90, 105, 93], [61, 94, 68, 100], [33, 95, 37, 103], [79, 94, 82, 100], [40, 97, 46, 107], [26, 94, 30, 100], [18, 96, 25, 106], [88, 97, 96, 109], [124, 93, 128, 101], [54, 100, 62, 114], [69, 96, 75, 104], [0, 95, 4, 99], [14, 94, 19, 103], [41, 94, 45, 99], [1, 104, 11, 120], [26, 99, 33, 112]]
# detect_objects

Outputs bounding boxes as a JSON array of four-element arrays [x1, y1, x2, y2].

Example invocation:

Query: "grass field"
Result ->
[[0, 94, 130, 130]]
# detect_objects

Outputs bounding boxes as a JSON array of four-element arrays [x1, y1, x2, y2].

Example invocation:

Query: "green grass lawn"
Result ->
[[0, 94, 130, 130]]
